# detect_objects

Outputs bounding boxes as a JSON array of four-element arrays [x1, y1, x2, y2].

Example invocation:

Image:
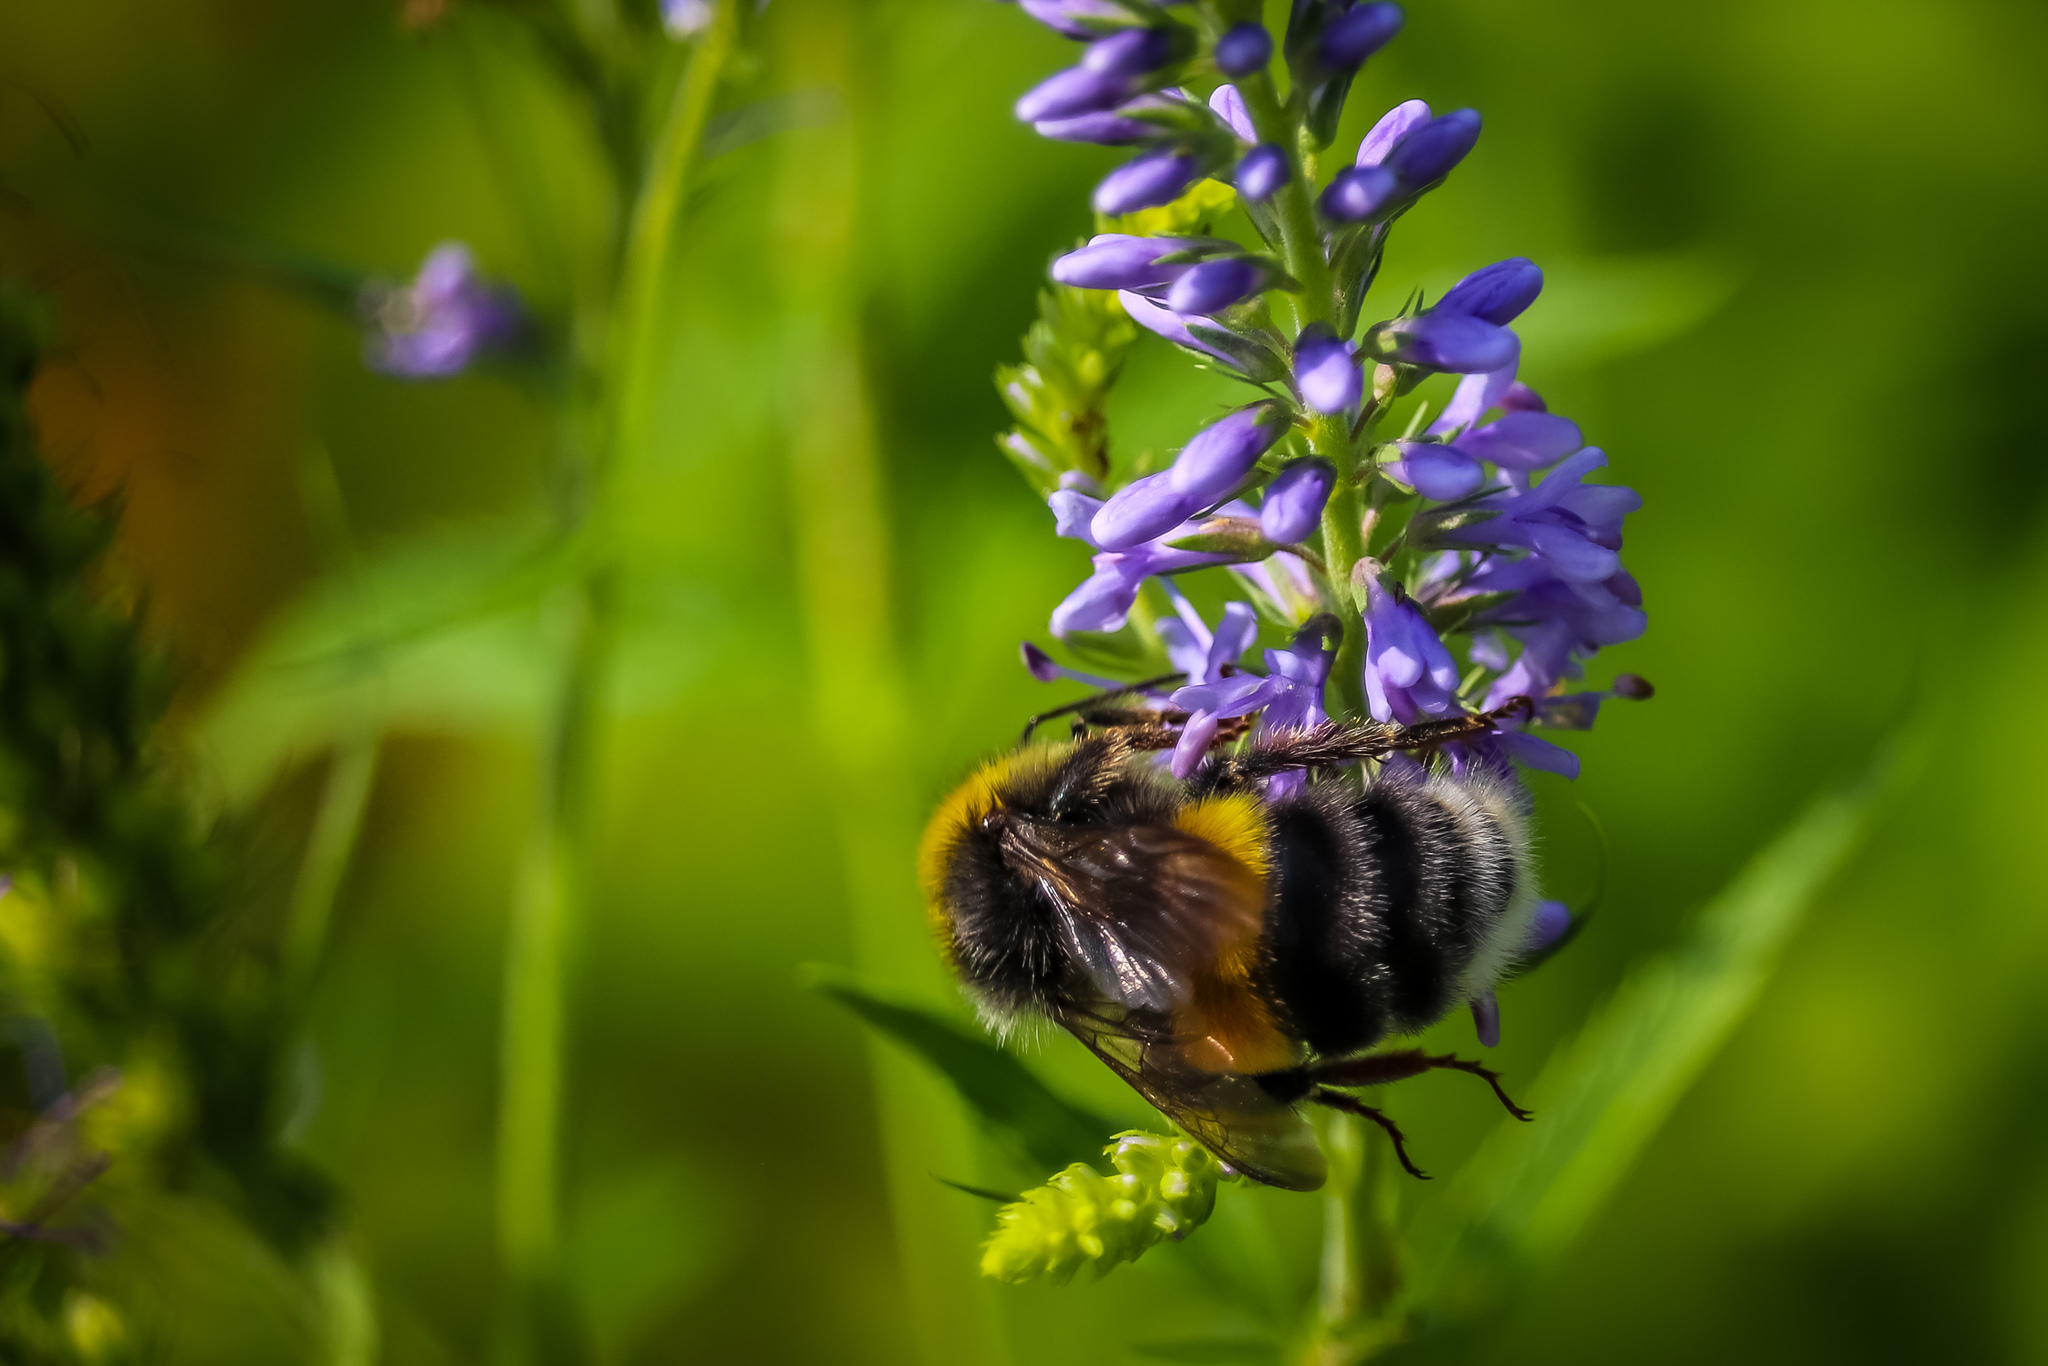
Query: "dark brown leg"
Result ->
[[1312, 1049, 1533, 1122], [1019, 671, 1185, 742], [1192, 697, 1536, 793], [1309, 1087, 1429, 1180]]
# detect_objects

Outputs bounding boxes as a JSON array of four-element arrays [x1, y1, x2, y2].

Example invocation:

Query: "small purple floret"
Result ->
[[1384, 443, 1484, 500], [1052, 234, 1203, 291], [1294, 327, 1362, 413], [1357, 99, 1431, 167], [365, 242, 524, 379], [1319, 2, 1403, 67], [1166, 406, 1285, 499], [1083, 26, 1172, 76], [1016, 65, 1132, 122], [1214, 22, 1273, 76], [1386, 108, 1482, 186], [1209, 83, 1254, 141], [1018, 0, 1140, 39], [1320, 165, 1399, 222], [1369, 311, 1518, 372], [1166, 257, 1263, 316], [1235, 143, 1288, 200], [1259, 460, 1333, 543], [1438, 257, 1543, 326], [1094, 150, 1204, 214], [1091, 471, 1205, 550]]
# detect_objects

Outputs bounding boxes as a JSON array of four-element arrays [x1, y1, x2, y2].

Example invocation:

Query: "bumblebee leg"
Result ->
[[1312, 1049, 1533, 1122], [1019, 671, 1185, 743], [1192, 697, 1536, 793], [1309, 1087, 1429, 1180]]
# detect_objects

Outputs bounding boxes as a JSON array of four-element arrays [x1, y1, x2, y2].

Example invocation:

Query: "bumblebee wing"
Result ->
[[1000, 821, 1266, 1014], [1057, 1007, 1326, 1192]]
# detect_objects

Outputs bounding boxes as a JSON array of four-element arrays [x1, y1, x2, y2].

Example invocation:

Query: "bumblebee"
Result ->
[[918, 699, 1542, 1189]]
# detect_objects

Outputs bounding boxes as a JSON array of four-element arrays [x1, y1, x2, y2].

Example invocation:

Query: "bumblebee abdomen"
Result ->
[[1264, 770, 1533, 1058]]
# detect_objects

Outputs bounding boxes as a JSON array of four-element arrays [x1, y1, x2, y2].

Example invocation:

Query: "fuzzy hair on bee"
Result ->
[[917, 703, 1544, 1188]]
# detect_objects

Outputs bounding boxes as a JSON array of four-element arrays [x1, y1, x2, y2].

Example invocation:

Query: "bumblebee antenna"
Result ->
[[1019, 670, 1186, 743]]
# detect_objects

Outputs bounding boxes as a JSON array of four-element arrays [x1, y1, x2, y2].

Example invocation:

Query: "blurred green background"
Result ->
[[3, 0, 2047, 1361]]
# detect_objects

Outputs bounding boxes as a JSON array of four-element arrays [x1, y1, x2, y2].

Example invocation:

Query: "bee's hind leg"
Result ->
[[1019, 672, 1185, 743], [1308, 1087, 1430, 1180], [1312, 1048, 1533, 1122]]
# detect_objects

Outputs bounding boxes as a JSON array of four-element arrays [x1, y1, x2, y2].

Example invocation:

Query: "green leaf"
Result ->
[[799, 964, 1118, 1174], [1406, 725, 1929, 1319]]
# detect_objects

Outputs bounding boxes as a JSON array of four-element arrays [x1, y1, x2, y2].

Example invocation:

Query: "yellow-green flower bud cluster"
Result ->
[[980, 1131, 1229, 1284]]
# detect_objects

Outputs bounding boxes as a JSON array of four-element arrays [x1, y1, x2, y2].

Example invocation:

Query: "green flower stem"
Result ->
[[282, 728, 379, 991], [773, 8, 1005, 1365], [1305, 1110, 1364, 1365], [496, 3, 738, 1354], [1235, 73, 1334, 331]]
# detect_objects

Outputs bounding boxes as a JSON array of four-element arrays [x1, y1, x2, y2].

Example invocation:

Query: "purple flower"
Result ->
[[1234, 143, 1289, 200], [1034, 110, 1157, 144], [1437, 257, 1543, 326], [1471, 990, 1500, 1047], [1017, 0, 1143, 39], [1386, 108, 1482, 187], [1116, 290, 1238, 365], [1167, 617, 1333, 779], [1439, 448, 1639, 583], [1361, 574, 1462, 723], [1318, 2, 1403, 67], [1357, 99, 1431, 167], [1015, 66, 1133, 122], [1090, 471, 1206, 549], [1528, 899, 1572, 952], [1259, 460, 1333, 543], [1094, 150, 1205, 214], [1083, 26, 1173, 76], [1166, 257, 1267, 316], [1209, 83, 1255, 141], [1049, 502, 1246, 636], [1215, 22, 1273, 76], [1053, 234, 1205, 291], [1382, 442, 1484, 500], [1165, 405, 1287, 499], [1364, 311, 1518, 373], [1319, 165, 1399, 222], [1452, 411, 1583, 471], [364, 242, 524, 379], [1294, 326, 1361, 413], [1157, 588, 1258, 685]]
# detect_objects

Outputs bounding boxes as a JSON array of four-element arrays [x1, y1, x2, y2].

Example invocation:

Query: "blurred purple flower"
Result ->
[[1318, 2, 1403, 67], [1234, 143, 1289, 200], [1209, 83, 1255, 141], [1294, 326, 1361, 412], [1259, 460, 1333, 543], [364, 242, 524, 380], [1053, 234, 1204, 291], [1356, 99, 1432, 167], [1215, 22, 1273, 76], [1094, 150, 1206, 214]]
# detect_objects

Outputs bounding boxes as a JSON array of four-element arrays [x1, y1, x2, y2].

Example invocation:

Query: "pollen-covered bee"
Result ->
[[918, 698, 1542, 1190]]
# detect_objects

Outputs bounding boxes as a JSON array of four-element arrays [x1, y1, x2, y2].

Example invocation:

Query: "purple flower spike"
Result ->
[[1053, 234, 1204, 291], [1166, 257, 1264, 316], [1454, 411, 1583, 470], [1094, 150, 1204, 214], [1384, 443, 1484, 500], [1259, 460, 1333, 543], [1527, 899, 1573, 952], [1294, 326, 1361, 413], [1083, 26, 1173, 76], [1234, 143, 1289, 200], [1357, 99, 1432, 167], [1091, 471, 1205, 549], [1209, 83, 1255, 141], [1320, 165, 1399, 222], [1386, 108, 1482, 187], [1361, 574, 1463, 724], [1367, 311, 1519, 373], [1167, 405, 1286, 499], [1319, 2, 1403, 67], [365, 242, 524, 379], [1438, 257, 1544, 326], [1215, 22, 1273, 76], [1018, 0, 1141, 39], [1471, 991, 1501, 1048]]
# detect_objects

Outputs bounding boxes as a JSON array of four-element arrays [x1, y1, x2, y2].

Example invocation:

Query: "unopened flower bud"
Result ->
[[1453, 412, 1581, 470], [1294, 326, 1361, 413], [1234, 143, 1288, 200], [1093, 150, 1205, 214], [1318, 2, 1403, 67], [1365, 311, 1517, 373], [1612, 673, 1655, 699], [1018, 0, 1146, 39], [1214, 22, 1273, 76], [1016, 67, 1133, 123], [1356, 99, 1431, 167], [1209, 83, 1254, 141], [1091, 471, 1204, 549], [1052, 234, 1205, 291], [1166, 257, 1266, 316], [1319, 164, 1399, 222], [1437, 257, 1543, 325], [1167, 405, 1286, 499], [1386, 108, 1482, 187], [1384, 442, 1483, 500], [1259, 460, 1333, 543], [1083, 26, 1173, 76]]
